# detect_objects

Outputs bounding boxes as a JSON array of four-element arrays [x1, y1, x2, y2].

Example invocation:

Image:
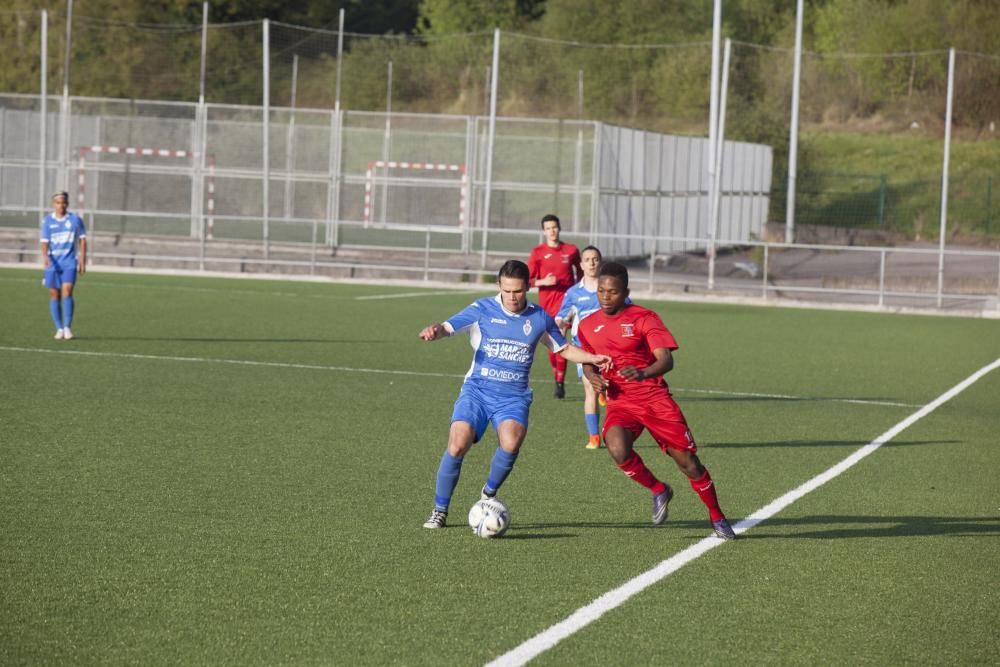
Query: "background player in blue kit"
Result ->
[[40, 191, 87, 340], [555, 245, 611, 450], [418, 259, 610, 529]]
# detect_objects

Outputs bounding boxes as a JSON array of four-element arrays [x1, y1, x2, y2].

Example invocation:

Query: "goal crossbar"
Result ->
[[363, 160, 468, 228]]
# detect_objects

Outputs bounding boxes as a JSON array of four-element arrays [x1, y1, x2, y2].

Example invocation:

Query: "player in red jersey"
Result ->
[[527, 214, 582, 399], [578, 261, 736, 540]]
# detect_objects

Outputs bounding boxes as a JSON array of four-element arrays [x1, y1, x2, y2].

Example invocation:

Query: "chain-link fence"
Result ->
[[0, 8, 997, 312]]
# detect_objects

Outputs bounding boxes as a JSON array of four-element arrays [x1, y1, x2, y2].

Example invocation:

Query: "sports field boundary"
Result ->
[[2, 262, 997, 320], [485, 357, 1000, 667]]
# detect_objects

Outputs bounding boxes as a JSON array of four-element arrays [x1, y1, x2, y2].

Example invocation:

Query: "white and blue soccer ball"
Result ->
[[468, 498, 511, 538]]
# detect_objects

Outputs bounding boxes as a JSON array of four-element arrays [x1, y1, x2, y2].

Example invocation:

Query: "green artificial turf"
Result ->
[[1, 267, 997, 666]]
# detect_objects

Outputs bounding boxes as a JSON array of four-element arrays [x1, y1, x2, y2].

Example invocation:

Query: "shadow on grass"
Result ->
[[737, 515, 1000, 539], [513, 515, 1000, 540], [677, 395, 910, 404], [692, 439, 958, 449]]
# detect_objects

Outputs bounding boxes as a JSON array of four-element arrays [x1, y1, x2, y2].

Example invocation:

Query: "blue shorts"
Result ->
[[451, 381, 533, 443], [43, 264, 77, 289]]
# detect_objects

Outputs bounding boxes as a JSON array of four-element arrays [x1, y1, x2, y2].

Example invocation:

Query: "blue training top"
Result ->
[[445, 294, 567, 394], [555, 279, 601, 343], [41, 212, 87, 269]]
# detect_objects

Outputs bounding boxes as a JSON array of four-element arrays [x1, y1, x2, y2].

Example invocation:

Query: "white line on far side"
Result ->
[[485, 357, 1000, 667], [0, 346, 919, 408]]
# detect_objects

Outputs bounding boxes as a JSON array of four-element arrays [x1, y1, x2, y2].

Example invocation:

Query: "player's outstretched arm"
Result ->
[[418, 323, 450, 341], [559, 344, 610, 370]]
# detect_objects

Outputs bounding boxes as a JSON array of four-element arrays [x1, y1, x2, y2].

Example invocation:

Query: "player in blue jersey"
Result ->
[[418, 259, 610, 529], [555, 245, 610, 450], [40, 191, 87, 340]]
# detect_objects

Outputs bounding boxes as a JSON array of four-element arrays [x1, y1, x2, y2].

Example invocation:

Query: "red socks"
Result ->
[[548, 349, 567, 383], [617, 452, 667, 496], [617, 455, 726, 521], [690, 469, 725, 522]]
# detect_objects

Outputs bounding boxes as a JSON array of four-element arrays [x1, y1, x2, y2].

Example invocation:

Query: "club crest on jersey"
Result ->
[[620, 323, 635, 337], [64, 220, 72, 229], [522, 320, 532, 336]]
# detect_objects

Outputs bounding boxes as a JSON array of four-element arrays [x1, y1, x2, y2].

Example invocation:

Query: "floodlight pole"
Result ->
[[785, 0, 804, 244], [480, 28, 501, 268], [937, 47, 956, 307]]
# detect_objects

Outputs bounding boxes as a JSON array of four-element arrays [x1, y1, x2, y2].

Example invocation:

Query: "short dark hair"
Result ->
[[498, 259, 530, 283], [581, 245, 602, 260], [540, 214, 560, 228], [598, 261, 629, 288]]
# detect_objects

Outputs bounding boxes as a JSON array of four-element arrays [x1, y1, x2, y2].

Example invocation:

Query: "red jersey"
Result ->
[[527, 242, 581, 315], [577, 304, 679, 402]]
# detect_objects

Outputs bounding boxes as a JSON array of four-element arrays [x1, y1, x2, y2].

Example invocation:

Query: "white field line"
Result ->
[[0, 346, 921, 408], [0, 275, 481, 301], [354, 290, 480, 300], [485, 357, 1000, 667], [0, 346, 463, 379]]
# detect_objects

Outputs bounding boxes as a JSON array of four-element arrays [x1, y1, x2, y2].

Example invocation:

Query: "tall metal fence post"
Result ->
[[708, 37, 731, 291], [327, 108, 343, 247], [59, 0, 73, 190], [707, 0, 721, 249], [761, 244, 769, 298], [480, 28, 500, 269], [380, 60, 393, 224], [285, 54, 298, 223], [572, 69, 583, 232], [785, 0, 804, 244], [263, 19, 270, 263], [878, 175, 886, 226], [589, 121, 601, 245], [197, 1, 208, 270], [39, 10, 48, 217], [986, 175, 992, 234], [937, 47, 955, 308], [878, 248, 886, 307], [334, 8, 344, 112]]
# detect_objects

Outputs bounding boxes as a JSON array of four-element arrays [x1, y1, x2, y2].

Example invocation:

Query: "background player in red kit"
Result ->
[[578, 262, 736, 540], [527, 214, 582, 398]]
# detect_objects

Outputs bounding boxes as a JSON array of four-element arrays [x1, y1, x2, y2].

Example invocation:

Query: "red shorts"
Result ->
[[602, 392, 697, 453]]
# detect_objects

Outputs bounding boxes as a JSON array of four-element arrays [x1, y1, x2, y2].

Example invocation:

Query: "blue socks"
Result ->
[[49, 298, 62, 330], [585, 412, 600, 437], [433, 447, 521, 510], [484, 447, 519, 497], [433, 451, 464, 511], [62, 297, 74, 328]]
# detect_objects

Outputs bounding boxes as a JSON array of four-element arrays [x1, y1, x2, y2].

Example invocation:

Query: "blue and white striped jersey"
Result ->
[[445, 295, 567, 394], [40, 212, 86, 269]]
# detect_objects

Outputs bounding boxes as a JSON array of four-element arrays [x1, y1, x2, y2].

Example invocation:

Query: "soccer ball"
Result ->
[[468, 498, 511, 538]]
